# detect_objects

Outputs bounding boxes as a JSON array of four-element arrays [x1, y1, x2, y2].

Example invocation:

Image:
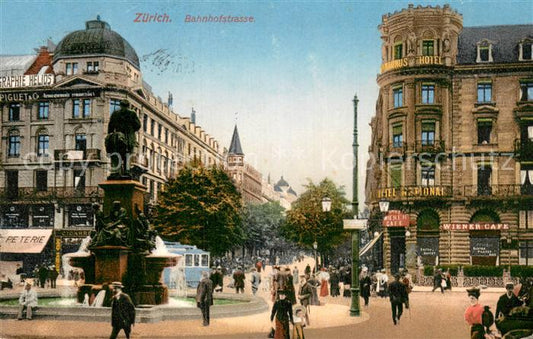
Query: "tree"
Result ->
[[154, 161, 244, 256], [282, 178, 351, 257], [241, 201, 287, 257]]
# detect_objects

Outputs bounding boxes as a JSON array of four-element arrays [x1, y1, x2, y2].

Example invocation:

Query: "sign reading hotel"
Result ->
[[380, 55, 443, 73], [0, 74, 55, 89], [383, 210, 410, 227], [377, 186, 447, 199], [440, 223, 510, 231]]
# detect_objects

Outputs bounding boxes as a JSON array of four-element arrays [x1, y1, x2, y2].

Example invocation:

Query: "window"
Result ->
[[477, 41, 493, 63], [421, 165, 435, 186], [83, 99, 91, 117], [75, 134, 87, 151], [194, 254, 200, 267], [520, 81, 533, 101], [143, 114, 148, 133], [519, 241, 533, 265], [422, 40, 434, 56], [6, 170, 19, 199], [8, 103, 20, 121], [35, 170, 47, 192], [421, 84, 435, 104], [165, 128, 169, 144], [392, 124, 403, 148], [477, 82, 492, 103], [66, 62, 78, 75], [109, 99, 121, 115], [72, 99, 80, 118], [74, 169, 85, 190], [479, 46, 489, 62], [477, 119, 492, 144], [158, 124, 162, 140], [87, 61, 99, 72], [150, 119, 155, 135], [37, 134, 49, 156], [393, 86, 403, 108], [390, 163, 402, 189], [421, 121, 435, 146], [477, 165, 492, 196], [394, 43, 403, 60], [201, 254, 209, 267], [521, 167, 533, 195], [8, 133, 21, 157], [38, 102, 49, 119], [521, 42, 532, 61], [185, 254, 193, 266], [519, 210, 533, 229]]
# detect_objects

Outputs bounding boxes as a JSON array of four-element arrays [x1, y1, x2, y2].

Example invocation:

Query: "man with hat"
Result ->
[[233, 266, 245, 294], [495, 283, 523, 322], [464, 287, 485, 339], [109, 282, 135, 339], [270, 290, 293, 339], [17, 281, 37, 320], [388, 274, 408, 325], [196, 271, 213, 326]]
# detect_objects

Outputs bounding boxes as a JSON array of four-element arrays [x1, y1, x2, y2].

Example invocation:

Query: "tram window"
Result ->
[[185, 254, 192, 266], [194, 254, 200, 267], [201, 254, 209, 267]]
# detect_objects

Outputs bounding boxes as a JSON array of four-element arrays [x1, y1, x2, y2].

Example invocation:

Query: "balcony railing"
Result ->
[[415, 140, 445, 154], [54, 149, 101, 161], [0, 186, 102, 200], [462, 184, 533, 198], [515, 138, 533, 160]]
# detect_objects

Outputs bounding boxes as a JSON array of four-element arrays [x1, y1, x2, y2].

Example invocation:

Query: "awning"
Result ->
[[0, 229, 53, 253], [360, 232, 383, 257]]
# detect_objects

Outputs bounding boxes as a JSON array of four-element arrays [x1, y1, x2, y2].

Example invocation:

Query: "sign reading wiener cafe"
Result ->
[[440, 223, 510, 231], [376, 186, 449, 199], [383, 210, 410, 227]]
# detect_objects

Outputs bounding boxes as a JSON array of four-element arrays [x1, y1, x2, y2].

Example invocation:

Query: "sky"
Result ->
[[1, 0, 532, 212]]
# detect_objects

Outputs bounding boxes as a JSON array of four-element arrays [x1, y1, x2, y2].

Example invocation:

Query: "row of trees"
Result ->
[[153, 161, 351, 260]]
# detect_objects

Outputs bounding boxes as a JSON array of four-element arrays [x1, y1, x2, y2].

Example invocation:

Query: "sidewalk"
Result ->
[[412, 285, 506, 293]]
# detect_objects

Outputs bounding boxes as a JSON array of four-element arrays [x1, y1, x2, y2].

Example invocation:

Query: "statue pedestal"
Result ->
[[92, 246, 129, 283], [99, 180, 147, 219]]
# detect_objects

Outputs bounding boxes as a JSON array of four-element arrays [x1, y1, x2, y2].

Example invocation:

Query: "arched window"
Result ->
[[416, 209, 440, 266], [469, 209, 501, 266]]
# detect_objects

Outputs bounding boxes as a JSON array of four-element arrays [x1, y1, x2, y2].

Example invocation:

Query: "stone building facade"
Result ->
[[0, 18, 224, 273], [365, 5, 533, 274]]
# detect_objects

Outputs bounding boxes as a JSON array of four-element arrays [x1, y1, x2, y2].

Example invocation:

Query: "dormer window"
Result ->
[[476, 40, 494, 63], [66, 62, 78, 75], [519, 39, 533, 61]]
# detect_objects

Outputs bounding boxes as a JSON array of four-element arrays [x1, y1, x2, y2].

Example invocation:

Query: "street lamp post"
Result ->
[[313, 241, 318, 273]]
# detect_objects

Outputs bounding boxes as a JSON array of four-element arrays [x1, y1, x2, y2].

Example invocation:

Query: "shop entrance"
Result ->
[[469, 209, 500, 266], [390, 229, 406, 274]]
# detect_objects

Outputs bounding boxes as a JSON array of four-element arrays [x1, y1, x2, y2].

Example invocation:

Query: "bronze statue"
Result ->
[[105, 100, 141, 179]]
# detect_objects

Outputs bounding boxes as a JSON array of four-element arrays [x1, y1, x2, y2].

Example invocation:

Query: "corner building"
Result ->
[[0, 18, 224, 274], [366, 4, 533, 274]]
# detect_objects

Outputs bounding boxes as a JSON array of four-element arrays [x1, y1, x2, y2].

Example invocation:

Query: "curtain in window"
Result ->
[[528, 126, 533, 140], [522, 170, 527, 185]]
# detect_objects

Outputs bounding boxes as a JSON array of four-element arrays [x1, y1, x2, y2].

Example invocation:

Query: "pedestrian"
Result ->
[[285, 268, 297, 305], [16, 264, 25, 284], [495, 283, 523, 323], [464, 287, 485, 339], [38, 265, 48, 288], [388, 273, 408, 325], [17, 282, 37, 320], [251, 268, 261, 295], [196, 271, 214, 326], [445, 269, 452, 290], [109, 282, 135, 339], [318, 268, 329, 297], [329, 268, 340, 297], [307, 274, 321, 305], [49, 266, 58, 289], [256, 260, 262, 273], [432, 268, 444, 293], [401, 269, 413, 309], [343, 267, 352, 298], [359, 267, 371, 307], [210, 266, 223, 293], [233, 267, 245, 294], [270, 290, 293, 339], [292, 306, 307, 339], [304, 264, 311, 276], [293, 266, 299, 285], [298, 275, 312, 326]]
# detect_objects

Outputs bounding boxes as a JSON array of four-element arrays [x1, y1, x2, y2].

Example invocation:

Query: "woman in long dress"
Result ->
[[319, 268, 329, 297]]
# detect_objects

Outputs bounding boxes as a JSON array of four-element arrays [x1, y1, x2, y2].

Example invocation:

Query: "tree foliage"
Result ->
[[242, 201, 288, 255], [282, 178, 351, 254], [154, 161, 244, 256]]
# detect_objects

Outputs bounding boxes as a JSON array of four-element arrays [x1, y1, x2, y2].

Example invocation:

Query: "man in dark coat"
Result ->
[[196, 271, 214, 326], [388, 274, 408, 325], [432, 269, 444, 293], [48, 266, 58, 289], [329, 268, 340, 297], [233, 267, 245, 294], [210, 266, 223, 292], [110, 282, 136, 339], [270, 290, 294, 339], [298, 275, 312, 325], [359, 267, 371, 307], [38, 265, 48, 288], [495, 283, 523, 321]]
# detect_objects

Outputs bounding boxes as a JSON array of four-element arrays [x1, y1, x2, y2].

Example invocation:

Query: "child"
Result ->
[[292, 306, 306, 339]]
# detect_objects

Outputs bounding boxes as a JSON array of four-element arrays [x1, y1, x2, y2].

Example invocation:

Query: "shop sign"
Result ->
[[380, 55, 443, 73], [441, 223, 510, 231], [0, 229, 53, 253], [32, 205, 54, 227], [376, 186, 448, 199], [383, 210, 410, 227], [0, 89, 101, 102], [471, 237, 499, 256], [55, 229, 92, 238], [0, 205, 29, 228], [0, 74, 55, 89], [68, 204, 94, 227], [417, 237, 439, 257]]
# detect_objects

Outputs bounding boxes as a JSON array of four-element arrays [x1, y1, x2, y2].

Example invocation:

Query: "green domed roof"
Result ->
[[54, 19, 140, 69]]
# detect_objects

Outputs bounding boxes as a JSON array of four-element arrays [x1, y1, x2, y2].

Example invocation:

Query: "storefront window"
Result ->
[[519, 241, 533, 265]]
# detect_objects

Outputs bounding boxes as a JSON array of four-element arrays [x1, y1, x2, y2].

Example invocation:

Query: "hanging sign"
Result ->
[[383, 210, 410, 227]]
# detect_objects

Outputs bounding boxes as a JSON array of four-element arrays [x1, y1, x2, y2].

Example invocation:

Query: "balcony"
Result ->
[[462, 184, 533, 198], [415, 140, 445, 154], [515, 138, 533, 161], [54, 149, 102, 161], [0, 186, 102, 201]]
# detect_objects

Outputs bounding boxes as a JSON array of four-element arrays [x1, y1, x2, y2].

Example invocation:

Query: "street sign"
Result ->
[[343, 218, 367, 230]]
